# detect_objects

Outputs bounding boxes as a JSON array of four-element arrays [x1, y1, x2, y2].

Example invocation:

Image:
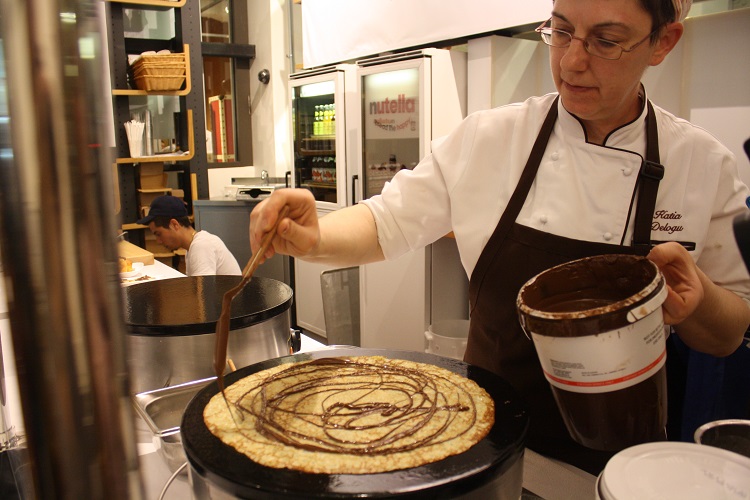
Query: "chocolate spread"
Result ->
[[518, 254, 668, 451], [229, 357, 476, 455]]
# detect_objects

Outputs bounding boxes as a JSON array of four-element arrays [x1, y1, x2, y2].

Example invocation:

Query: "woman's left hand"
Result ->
[[647, 242, 704, 325]]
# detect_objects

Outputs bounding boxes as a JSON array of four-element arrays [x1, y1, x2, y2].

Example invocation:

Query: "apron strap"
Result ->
[[632, 100, 664, 255], [469, 97, 559, 310]]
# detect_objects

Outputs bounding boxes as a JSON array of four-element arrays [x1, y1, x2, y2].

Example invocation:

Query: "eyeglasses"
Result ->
[[535, 18, 659, 60]]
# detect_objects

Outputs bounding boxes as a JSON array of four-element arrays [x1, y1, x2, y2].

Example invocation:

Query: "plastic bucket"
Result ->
[[517, 254, 668, 451], [424, 319, 470, 360]]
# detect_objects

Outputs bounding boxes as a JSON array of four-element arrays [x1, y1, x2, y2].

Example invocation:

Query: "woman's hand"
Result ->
[[249, 188, 320, 261], [649, 241, 750, 356], [647, 242, 704, 325]]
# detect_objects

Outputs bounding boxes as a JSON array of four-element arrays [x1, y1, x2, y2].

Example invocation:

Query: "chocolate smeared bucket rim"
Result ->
[[517, 254, 666, 337]]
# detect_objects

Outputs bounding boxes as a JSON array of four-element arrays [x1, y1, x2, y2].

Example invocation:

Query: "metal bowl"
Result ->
[[123, 276, 295, 394], [694, 419, 750, 459], [133, 377, 214, 473]]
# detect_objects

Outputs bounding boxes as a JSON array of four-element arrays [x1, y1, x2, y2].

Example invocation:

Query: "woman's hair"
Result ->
[[639, 0, 678, 38], [551, 1, 685, 44]]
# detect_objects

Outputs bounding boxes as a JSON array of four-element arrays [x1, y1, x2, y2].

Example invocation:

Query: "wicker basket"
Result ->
[[131, 52, 185, 67], [133, 63, 186, 77], [130, 52, 187, 91], [133, 74, 186, 92]]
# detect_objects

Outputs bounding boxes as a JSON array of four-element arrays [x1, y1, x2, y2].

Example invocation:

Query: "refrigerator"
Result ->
[[289, 50, 467, 351], [289, 64, 359, 211], [356, 49, 467, 352], [289, 64, 360, 337]]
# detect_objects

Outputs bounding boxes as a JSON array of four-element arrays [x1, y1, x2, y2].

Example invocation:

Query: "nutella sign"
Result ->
[[363, 68, 419, 140]]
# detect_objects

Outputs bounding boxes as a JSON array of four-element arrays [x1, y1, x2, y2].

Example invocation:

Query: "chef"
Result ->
[[250, 0, 750, 474]]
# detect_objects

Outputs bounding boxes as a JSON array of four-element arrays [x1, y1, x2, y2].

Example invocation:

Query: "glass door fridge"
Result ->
[[357, 49, 466, 202], [289, 64, 358, 212], [289, 64, 358, 337], [354, 49, 467, 351]]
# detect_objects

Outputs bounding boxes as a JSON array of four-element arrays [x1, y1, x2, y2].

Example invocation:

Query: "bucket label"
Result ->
[[530, 310, 667, 394]]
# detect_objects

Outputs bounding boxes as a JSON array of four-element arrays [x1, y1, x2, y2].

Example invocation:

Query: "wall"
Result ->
[[678, 9, 750, 184], [467, 9, 750, 184], [247, 0, 293, 178], [301, 0, 550, 69], [250, 4, 750, 196], [644, 9, 750, 184]]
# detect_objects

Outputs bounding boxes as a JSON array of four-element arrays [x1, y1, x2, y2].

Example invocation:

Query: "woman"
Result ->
[[250, 0, 750, 473]]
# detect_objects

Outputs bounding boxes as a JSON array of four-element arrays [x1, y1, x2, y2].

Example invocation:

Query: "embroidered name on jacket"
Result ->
[[652, 210, 684, 234]]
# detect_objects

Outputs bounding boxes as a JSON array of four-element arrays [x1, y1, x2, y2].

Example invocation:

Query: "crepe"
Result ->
[[203, 356, 494, 474]]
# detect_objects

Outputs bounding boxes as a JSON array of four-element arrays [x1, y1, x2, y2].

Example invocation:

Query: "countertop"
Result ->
[[120, 259, 186, 286]]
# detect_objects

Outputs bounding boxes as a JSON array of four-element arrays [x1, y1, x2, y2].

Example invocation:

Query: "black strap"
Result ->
[[631, 100, 664, 255], [469, 97, 559, 309]]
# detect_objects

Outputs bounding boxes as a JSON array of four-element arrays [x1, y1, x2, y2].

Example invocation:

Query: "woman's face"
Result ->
[[549, 0, 671, 135]]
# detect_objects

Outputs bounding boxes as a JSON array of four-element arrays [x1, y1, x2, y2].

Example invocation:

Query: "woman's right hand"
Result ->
[[249, 188, 320, 261]]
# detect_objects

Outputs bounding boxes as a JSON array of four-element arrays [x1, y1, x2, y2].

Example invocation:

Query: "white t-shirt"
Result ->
[[362, 92, 750, 301], [186, 230, 242, 276]]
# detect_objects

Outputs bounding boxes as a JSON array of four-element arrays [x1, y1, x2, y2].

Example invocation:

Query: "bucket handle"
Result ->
[[519, 317, 532, 340], [626, 284, 668, 323]]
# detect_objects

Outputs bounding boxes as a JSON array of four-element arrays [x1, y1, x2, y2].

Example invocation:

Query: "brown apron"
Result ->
[[466, 96, 664, 474]]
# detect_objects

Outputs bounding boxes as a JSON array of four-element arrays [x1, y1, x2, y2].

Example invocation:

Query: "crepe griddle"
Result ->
[[124, 276, 292, 335], [181, 348, 528, 499]]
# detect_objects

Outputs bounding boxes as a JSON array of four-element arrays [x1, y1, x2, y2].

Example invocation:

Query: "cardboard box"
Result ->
[[138, 189, 172, 210], [139, 164, 167, 190], [140, 172, 168, 190], [118, 240, 154, 265]]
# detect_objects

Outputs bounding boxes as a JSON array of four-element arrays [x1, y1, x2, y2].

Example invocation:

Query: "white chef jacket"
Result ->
[[186, 230, 242, 276], [362, 92, 750, 301]]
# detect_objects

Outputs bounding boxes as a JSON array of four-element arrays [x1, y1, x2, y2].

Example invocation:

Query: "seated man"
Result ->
[[137, 195, 241, 276]]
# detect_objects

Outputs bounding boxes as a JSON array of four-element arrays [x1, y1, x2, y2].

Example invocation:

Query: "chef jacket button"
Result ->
[[622, 167, 633, 176], [550, 152, 559, 161], [540, 214, 548, 224], [603, 232, 613, 241]]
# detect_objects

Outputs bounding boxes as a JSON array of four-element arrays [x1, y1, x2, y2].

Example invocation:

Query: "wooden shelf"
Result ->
[[113, 44, 191, 96], [300, 149, 335, 156], [122, 215, 193, 231], [122, 222, 148, 231], [106, 0, 186, 7], [303, 182, 337, 190], [116, 109, 195, 164]]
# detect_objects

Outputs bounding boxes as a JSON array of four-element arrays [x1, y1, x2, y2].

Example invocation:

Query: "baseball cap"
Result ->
[[137, 195, 188, 225]]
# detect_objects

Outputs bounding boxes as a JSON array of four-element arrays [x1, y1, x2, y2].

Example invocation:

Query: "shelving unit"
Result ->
[[106, 0, 206, 260], [114, 109, 195, 164], [107, 0, 187, 8]]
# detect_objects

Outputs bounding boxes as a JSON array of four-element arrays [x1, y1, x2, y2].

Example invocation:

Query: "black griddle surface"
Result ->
[[181, 348, 528, 499], [124, 275, 292, 335]]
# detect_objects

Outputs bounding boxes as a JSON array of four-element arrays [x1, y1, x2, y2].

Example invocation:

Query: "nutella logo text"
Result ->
[[652, 210, 684, 234], [369, 94, 416, 115]]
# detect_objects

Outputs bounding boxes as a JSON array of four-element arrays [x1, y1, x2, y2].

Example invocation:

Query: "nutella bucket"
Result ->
[[517, 254, 668, 451]]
